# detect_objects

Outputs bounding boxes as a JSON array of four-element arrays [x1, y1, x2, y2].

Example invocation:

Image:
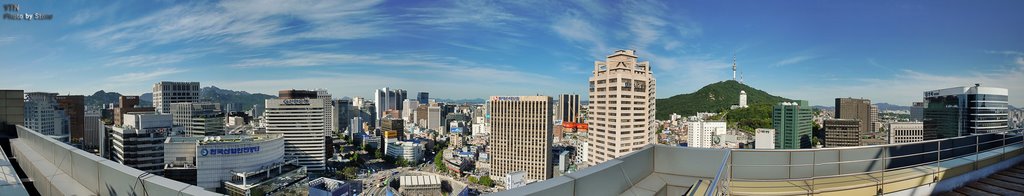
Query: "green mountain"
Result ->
[[85, 90, 122, 106], [200, 86, 276, 111], [656, 80, 790, 120]]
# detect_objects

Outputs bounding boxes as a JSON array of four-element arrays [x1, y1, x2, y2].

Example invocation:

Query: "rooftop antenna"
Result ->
[[732, 53, 737, 81]]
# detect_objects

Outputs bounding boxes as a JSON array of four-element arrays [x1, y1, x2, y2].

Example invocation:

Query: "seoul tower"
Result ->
[[732, 54, 737, 81]]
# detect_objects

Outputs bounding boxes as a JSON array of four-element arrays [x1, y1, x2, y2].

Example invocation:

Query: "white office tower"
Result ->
[[316, 89, 335, 134], [428, 106, 442, 133], [755, 128, 776, 149], [111, 112, 175, 174], [402, 99, 418, 122], [84, 112, 102, 151], [587, 49, 656, 166], [739, 90, 748, 108], [170, 102, 225, 137], [488, 96, 554, 182], [152, 81, 201, 114], [23, 92, 70, 140], [374, 87, 400, 127], [686, 121, 727, 148], [265, 98, 327, 172]]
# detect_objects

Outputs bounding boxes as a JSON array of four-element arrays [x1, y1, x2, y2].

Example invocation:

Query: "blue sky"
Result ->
[[1, 0, 1023, 106]]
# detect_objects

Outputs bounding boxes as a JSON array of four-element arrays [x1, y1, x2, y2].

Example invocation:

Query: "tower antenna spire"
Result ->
[[732, 53, 737, 81]]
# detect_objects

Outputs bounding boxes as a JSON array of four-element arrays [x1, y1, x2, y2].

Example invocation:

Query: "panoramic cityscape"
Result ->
[[2, 1, 1024, 196]]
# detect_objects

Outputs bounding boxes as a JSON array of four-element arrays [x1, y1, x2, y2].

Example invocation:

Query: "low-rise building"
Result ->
[[889, 122, 924, 144], [755, 128, 775, 149], [111, 112, 176, 175], [163, 134, 285, 191], [824, 119, 861, 148], [399, 175, 442, 195], [309, 177, 360, 196], [386, 140, 424, 164]]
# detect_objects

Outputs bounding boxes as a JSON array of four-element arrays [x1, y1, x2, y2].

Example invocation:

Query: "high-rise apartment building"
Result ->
[[487, 96, 553, 182], [265, 97, 326, 172], [888, 122, 924, 144], [23, 92, 70, 139], [56, 95, 85, 143], [587, 49, 656, 166], [835, 98, 875, 133], [773, 100, 813, 149], [170, 102, 225, 136], [557, 94, 580, 123], [111, 112, 174, 175], [824, 119, 861, 147], [686, 120, 727, 148], [923, 84, 1009, 139], [153, 81, 200, 114]]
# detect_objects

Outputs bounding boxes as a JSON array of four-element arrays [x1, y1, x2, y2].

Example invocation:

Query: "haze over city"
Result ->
[[2, 0, 1023, 106]]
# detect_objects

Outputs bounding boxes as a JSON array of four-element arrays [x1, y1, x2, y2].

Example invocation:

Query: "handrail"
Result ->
[[733, 129, 1024, 152], [706, 150, 731, 196]]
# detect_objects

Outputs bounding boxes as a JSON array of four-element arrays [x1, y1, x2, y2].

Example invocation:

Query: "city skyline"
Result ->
[[3, 0, 1024, 107]]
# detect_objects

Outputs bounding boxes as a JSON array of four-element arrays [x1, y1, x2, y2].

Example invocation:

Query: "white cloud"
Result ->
[[106, 68, 186, 82], [78, 0, 389, 52], [774, 55, 816, 66], [551, 15, 608, 56], [0, 36, 14, 43], [1017, 57, 1024, 66]]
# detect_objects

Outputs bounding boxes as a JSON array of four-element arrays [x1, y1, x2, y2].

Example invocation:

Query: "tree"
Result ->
[[434, 151, 446, 173], [396, 158, 410, 167], [478, 176, 495, 187], [340, 167, 359, 180], [375, 149, 384, 159], [468, 176, 479, 184], [349, 153, 361, 167]]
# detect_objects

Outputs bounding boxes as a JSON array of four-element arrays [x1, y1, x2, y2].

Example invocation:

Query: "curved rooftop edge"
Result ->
[[491, 129, 1024, 196], [10, 125, 221, 196]]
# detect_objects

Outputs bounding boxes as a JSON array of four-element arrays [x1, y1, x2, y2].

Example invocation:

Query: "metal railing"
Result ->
[[706, 150, 731, 196], [725, 128, 1024, 194]]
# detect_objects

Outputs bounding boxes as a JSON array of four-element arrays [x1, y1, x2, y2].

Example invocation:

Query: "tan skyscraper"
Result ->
[[586, 50, 656, 166], [487, 96, 553, 182]]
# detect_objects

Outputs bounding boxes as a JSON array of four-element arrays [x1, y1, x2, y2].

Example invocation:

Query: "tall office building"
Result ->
[[888, 122, 924, 144], [111, 112, 174, 175], [487, 96, 553, 182], [152, 81, 201, 114], [823, 119, 861, 147], [170, 102, 225, 136], [375, 88, 401, 128], [402, 99, 418, 122], [395, 89, 407, 111], [56, 95, 85, 143], [417, 92, 429, 104], [316, 89, 335, 134], [83, 112, 102, 151], [773, 100, 813, 149], [910, 102, 924, 121], [686, 120, 727, 148], [333, 99, 353, 135], [23, 92, 70, 139], [265, 97, 327, 172], [835, 98, 875, 133], [428, 106, 442, 133], [557, 94, 580, 123], [587, 49, 656, 166], [923, 84, 1009, 139]]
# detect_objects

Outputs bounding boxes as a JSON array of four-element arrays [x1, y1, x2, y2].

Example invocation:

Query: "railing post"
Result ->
[[975, 135, 980, 170]]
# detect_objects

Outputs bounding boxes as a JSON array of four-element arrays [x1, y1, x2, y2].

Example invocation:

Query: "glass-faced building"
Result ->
[[773, 100, 813, 149], [923, 85, 1009, 140]]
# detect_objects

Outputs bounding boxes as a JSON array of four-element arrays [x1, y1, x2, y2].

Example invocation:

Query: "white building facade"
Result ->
[[265, 98, 327, 172], [587, 50, 656, 166], [152, 81, 200, 114], [686, 121, 727, 148], [163, 134, 286, 190]]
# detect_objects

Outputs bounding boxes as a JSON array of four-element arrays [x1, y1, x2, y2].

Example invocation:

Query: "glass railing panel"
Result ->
[[838, 147, 887, 175], [731, 150, 791, 180], [813, 150, 840, 177]]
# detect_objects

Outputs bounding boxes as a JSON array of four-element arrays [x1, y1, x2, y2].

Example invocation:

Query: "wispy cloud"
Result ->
[[774, 55, 816, 66], [551, 14, 608, 56], [105, 54, 195, 67], [408, 0, 524, 30], [1017, 57, 1024, 66], [0, 36, 14, 43], [986, 50, 1024, 56], [77, 0, 389, 52], [106, 68, 187, 82]]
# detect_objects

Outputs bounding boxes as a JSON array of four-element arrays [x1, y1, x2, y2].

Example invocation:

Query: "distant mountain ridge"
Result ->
[[84, 86, 275, 111], [656, 80, 791, 120]]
